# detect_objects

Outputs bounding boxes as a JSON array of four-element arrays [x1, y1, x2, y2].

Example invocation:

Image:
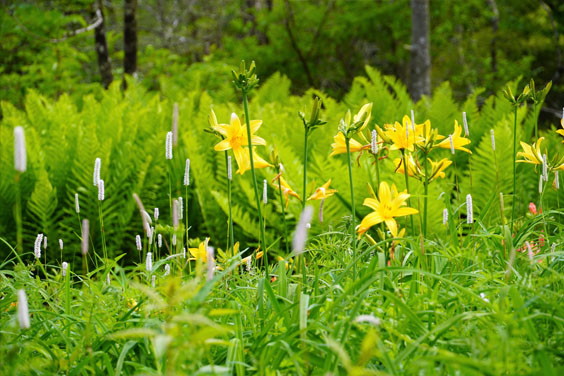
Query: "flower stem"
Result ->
[[401, 150, 415, 232], [225, 151, 234, 254], [15, 173, 23, 254], [242, 91, 268, 275], [277, 170, 289, 255], [511, 105, 518, 238], [302, 129, 309, 210], [423, 156, 429, 237], [345, 138, 357, 281]]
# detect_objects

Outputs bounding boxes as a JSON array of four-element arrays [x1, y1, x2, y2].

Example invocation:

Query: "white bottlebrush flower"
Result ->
[[98, 179, 105, 201], [158, 234, 162, 248], [539, 174, 543, 194], [490, 129, 495, 151], [443, 208, 448, 225], [106, 273, 111, 285], [206, 245, 215, 282], [59, 239, 63, 250], [466, 194, 473, 224], [526, 241, 534, 263], [151, 275, 156, 288], [263, 179, 268, 204], [244, 256, 252, 272], [449, 135, 455, 155], [555, 171, 560, 190], [165, 131, 173, 160], [75, 193, 80, 214], [462, 112, 469, 137], [17, 289, 30, 330], [172, 102, 179, 146], [141, 210, 152, 225], [404, 119, 409, 140], [542, 154, 548, 182], [154, 208, 159, 221], [183, 247, 186, 259], [14, 126, 27, 173], [164, 264, 170, 276], [136, 235, 142, 251], [81, 219, 89, 255], [148, 227, 154, 244], [184, 159, 190, 186], [62, 261, 68, 277], [227, 156, 232, 181], [43, 236, 47, 250], [371, 130, 378, 154], [34, 233, 43, 259], [172, 199, 179, 229], [410, 109, 416, 134], [172, 234, 177, 246], [146, 252, 152, 272], [178, 197, 183, 220], [293, 206, 314, 255], [354, 314, 381, 326], [93, 158, 101, 186]]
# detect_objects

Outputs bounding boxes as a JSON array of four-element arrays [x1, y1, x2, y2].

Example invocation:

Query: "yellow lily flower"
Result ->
[[189, 238, 210, 262], [212, 112, 268, 173], [557, 119, 564, 142], [394, 156, 451, 182], [235, 147, 273, 175], [517, 137, 544, 165], [330, 132, 370, 156], [272, 176, 300, 207], [384, 116, 422, 152], [357, 182, 418, 237], [436, 120, 472, 153], [393, 154, 419, 178], [354, 102, 373, 132], [427, 158, 452, 180], [307, 179, 338, 201]]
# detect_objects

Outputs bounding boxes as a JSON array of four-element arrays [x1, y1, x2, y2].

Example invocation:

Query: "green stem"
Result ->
[[277, 172, 289, 254], [185, 185, 189, 248], [345, 138, 357, 281], [224, 151, 234, 254], [511, 105, 518, 238], [15, 173, 23, 254], [401, 150, 415, 232], [423, 156, 429, 237], [98, 202, 107, 261], [242, 91, 268, 275], [302, 128, 309, 210]]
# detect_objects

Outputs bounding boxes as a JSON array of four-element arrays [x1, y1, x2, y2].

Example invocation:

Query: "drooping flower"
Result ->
[[517, 137, 544, 165], [329, 132, 369, 156], [234, 147, 272, 175], [437, 120, 472, 153], [357, 182, 418, 237], [307, 179, 338, 201], [189, 238, 210, 262], [272, 176, 300, 207]]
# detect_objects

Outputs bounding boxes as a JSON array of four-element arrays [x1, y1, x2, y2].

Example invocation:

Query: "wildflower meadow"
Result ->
[[2, 2, 564, 374]]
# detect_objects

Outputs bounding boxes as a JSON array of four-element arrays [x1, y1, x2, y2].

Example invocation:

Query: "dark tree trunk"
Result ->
[[487, 0, 499, 77], [124, 0, 138, 76], [93, 1, 113, 89], [409, 0, 431, 101]]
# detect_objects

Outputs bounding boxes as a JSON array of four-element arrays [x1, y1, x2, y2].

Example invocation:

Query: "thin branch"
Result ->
[[283, 0, 315, 87]]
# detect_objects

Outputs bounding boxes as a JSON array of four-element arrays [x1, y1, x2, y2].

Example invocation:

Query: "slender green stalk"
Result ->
[[401, 150, 415, 231], [15, 173, 23, 254], [423, 155, 429, 237], [510, 105, 518, 237], [345, 138, 357, 281], [98, 202, 107, 261], [302, 129, 309, 210], [242, 91, 268, 274], [185, 186, 189, 247], [277, 171, 289, 254], [225, 152, 234, 254]]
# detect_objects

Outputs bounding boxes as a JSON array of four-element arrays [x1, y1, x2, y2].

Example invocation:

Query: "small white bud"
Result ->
[[539, 174, 543, 194], [146, 252, 152, 272], [555, 171, 560, 190], [62, 261, 68, 277], [184, 159, 190, 186], [93, 158, 101, 186], [98, 179, 105, 201], [293, 206, 314, 255], [443, 208, 448, 225], [151, 275, 156, 288], [34, 233, 43, 259], [227, 156, 232, 181], [542, 154, 548, 182], [164, 264, 170, 276], [158, 234, 162, 248], [14, 126, 27, 173], [206, 245, 215, 282], [165, 131, 173, 160], [449, 135, 455, 155], [59, 239, 63, 250], [81, 219, 89, 255], [466, 194, 473, 224], [172, 234, 177, 246], [263, 179, 268, 204], [154, 208, 159, 221], [490, 129, 495, 151], [279, 163, 285, 173], [178, 197, 183, 219], [183, 247, 186, 259], [17, 289, 30, 330], [462, 112, 469, 137], [136, 234, 142, 251], [371, 130, 378, 154], [43, 236, 47, 250], [75, 193, 80, 214], [551, 242, 556, 262], [404, 120, 409, 140]]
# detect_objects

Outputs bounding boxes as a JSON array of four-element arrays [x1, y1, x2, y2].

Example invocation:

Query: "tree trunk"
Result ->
[[487, 0, 499, 77], [124, 0, 138, 77], [93, 1, 113, 89], [409, 0, 431, 101]]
